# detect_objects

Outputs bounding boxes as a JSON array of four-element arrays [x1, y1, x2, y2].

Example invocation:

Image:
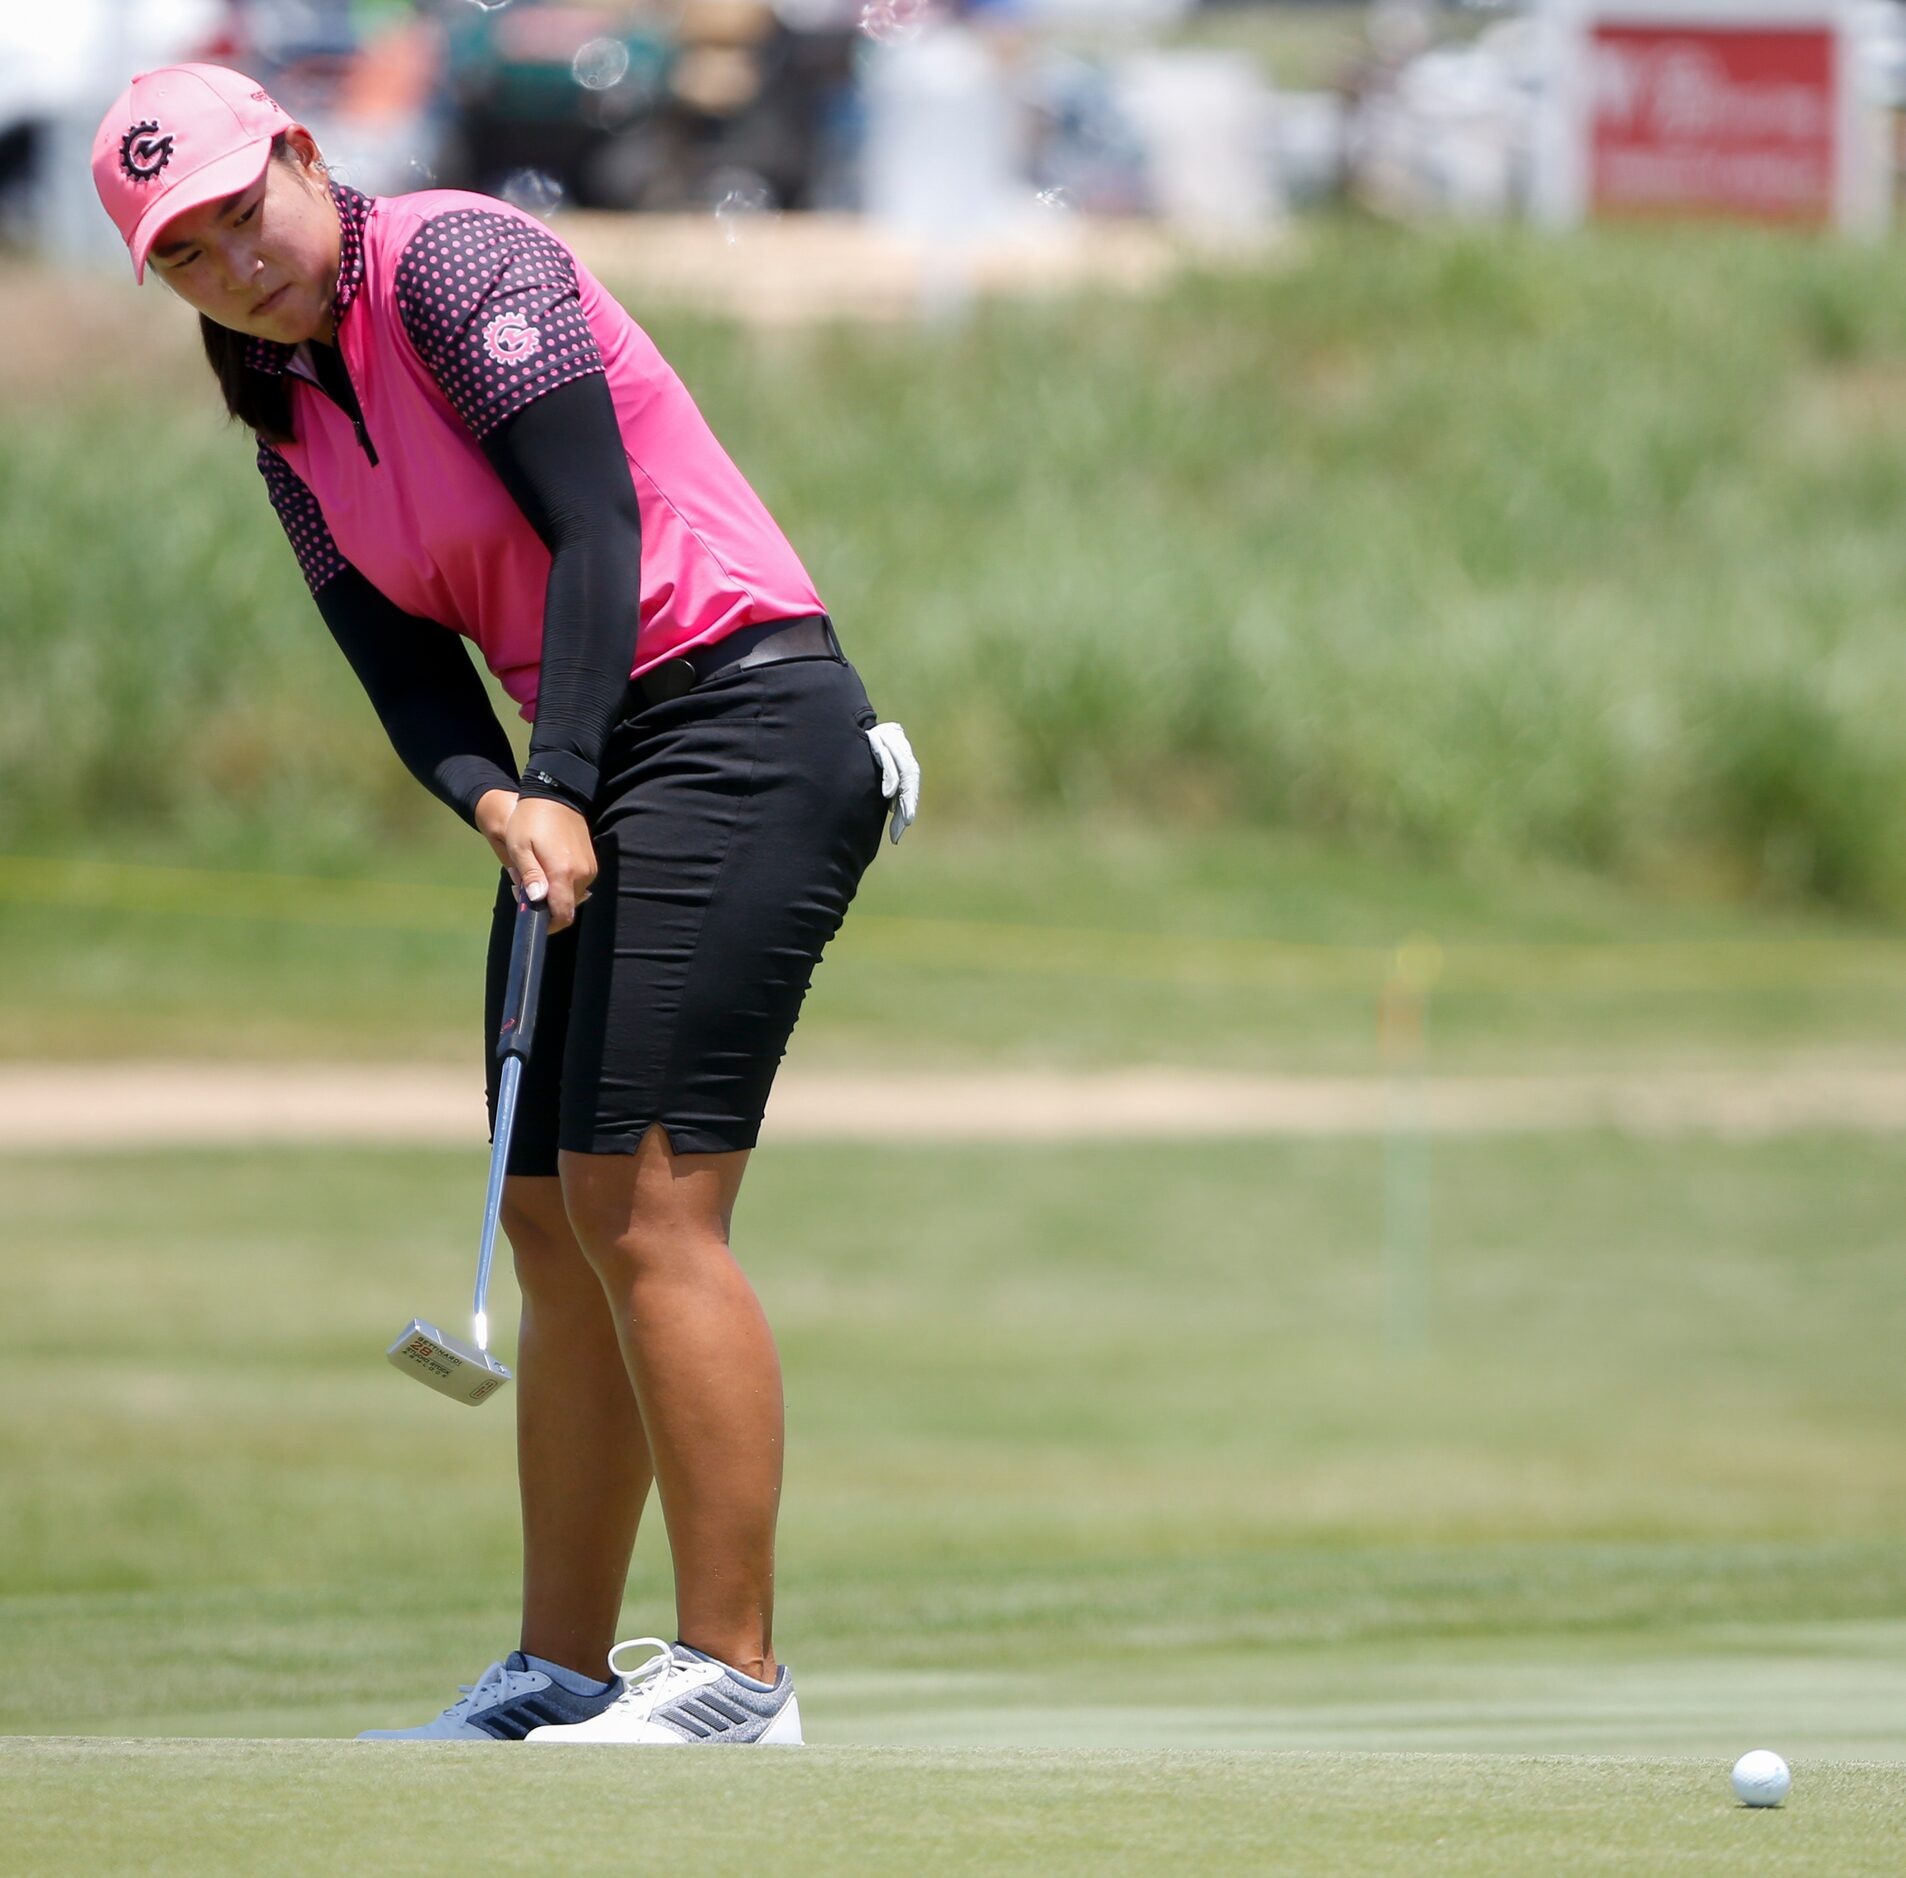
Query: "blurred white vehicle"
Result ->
[[1353, 17, 1542, 221], [1853, 0, 1906, 102]]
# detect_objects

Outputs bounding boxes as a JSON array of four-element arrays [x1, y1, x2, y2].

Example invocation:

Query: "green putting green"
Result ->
[[4, 1741, 1903, 1876], [7, 1132, 1906, 1867]]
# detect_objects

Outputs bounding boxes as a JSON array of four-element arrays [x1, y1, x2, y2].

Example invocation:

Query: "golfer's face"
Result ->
[[148, 144, 337, 342]]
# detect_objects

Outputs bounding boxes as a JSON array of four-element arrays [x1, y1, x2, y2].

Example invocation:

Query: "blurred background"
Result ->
[[8, 0, 1906, 1811]]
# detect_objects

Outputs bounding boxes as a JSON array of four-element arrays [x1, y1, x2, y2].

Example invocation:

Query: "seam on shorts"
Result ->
[[655, 695, 768, 1123], [573, 1116, 758, 1158], [559, 698, 768, 1161]]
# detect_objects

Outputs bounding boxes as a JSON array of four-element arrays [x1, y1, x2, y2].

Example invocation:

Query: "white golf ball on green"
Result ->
[[1731, 1750, 1791, 1807]]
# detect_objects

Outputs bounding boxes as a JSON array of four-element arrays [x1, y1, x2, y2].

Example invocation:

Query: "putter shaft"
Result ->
[[473, 1052, 523, 1352]]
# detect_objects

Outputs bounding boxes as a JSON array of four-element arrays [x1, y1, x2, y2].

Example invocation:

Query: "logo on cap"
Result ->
[[119, 119, 175, 183]]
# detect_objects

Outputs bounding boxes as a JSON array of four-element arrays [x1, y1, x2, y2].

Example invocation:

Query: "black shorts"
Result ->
[[483, 647, 889, 1171]]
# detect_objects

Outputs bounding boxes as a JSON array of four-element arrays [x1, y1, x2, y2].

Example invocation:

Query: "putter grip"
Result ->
[[497, 900, 550, 1060]]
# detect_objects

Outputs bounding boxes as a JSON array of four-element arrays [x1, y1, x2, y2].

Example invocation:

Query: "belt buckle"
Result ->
[[646, 657, 697, 702]]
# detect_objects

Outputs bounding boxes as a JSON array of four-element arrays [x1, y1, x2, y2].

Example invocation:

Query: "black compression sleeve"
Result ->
[[478, 372, 643, 811], [314, 565, 521, 827]]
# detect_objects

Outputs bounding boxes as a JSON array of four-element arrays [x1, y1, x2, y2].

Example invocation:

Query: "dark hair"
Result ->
[[196, 132, 308, 446]]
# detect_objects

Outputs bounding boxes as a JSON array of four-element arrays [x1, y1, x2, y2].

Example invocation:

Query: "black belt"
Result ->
[[631, 614, 842, 710]]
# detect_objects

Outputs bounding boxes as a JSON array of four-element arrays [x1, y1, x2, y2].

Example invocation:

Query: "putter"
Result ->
[[386, 895, 551, 1406]]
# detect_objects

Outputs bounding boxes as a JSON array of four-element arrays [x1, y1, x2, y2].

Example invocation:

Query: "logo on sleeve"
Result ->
[[483, 311, 543, 365], [119, 119, 175, 183]]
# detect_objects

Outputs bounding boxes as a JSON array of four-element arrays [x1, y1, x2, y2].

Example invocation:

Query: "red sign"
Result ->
[[1589, 24, 1838, 221]]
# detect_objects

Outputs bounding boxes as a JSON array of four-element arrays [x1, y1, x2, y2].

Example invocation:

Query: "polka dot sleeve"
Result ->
[[393, 209, 606, 441], [255, 438, 347, 594]]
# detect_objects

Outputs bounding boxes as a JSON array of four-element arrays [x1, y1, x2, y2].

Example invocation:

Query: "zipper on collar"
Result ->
[[302, 340, 379, 467]]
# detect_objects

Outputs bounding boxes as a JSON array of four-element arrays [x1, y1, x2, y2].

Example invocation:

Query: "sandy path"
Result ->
[[7, 1062, 1906, 1152]]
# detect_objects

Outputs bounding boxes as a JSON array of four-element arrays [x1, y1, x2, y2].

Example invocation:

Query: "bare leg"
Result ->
[[503, 1174, 653, 1679], [561, 1126, 782, 1683]]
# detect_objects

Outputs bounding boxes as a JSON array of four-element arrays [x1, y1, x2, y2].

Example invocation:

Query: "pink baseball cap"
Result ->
[[92, 64, 296, 283]]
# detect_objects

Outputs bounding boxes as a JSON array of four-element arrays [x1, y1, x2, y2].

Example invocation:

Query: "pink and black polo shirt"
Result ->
[[251, 181, 824, 720]]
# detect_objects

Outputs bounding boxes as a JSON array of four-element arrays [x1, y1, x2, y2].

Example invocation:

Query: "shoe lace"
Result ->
[[442, 1659, 521, 1720], [604, 1636, 704, 1717]]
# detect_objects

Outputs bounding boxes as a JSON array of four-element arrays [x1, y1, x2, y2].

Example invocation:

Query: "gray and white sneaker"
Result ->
[[356, 1649, 619, 1740], [525, 1636, 803, 1744]]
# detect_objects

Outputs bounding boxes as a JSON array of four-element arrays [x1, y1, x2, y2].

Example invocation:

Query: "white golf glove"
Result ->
[[865, 720, 920, 843]]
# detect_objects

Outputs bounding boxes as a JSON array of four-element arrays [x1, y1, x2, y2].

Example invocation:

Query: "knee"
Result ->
[[500, 1178, 593, 1300], [561, 1127, 742, 1286], [573, 1215, 689, 1286], [569, 1201, 728, 1288]]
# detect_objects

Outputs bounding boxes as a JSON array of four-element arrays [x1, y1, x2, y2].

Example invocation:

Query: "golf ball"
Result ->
[[1731, 1750, 1791, 1807]]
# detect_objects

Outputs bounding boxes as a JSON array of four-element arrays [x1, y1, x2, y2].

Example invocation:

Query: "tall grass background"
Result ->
[[9, 219, 1906, 909]]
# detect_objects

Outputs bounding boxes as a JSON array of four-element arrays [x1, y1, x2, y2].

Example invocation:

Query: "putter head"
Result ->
[[386, 1318, 512, 1407]]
